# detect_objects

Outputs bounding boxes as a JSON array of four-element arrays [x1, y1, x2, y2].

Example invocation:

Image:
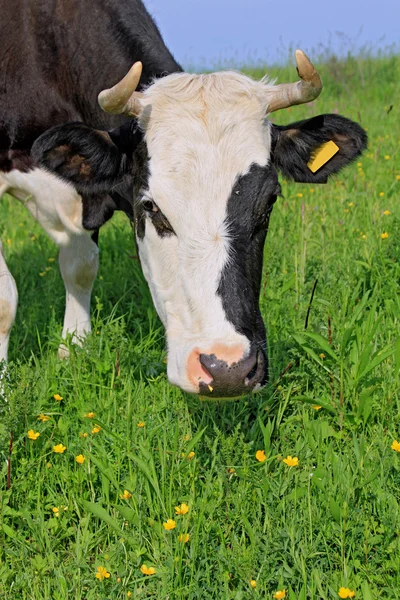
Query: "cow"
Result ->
[[0, 0, 367, 398]]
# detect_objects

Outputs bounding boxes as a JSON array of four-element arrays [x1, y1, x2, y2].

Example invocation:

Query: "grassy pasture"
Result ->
[[1, 54, 400, 599]]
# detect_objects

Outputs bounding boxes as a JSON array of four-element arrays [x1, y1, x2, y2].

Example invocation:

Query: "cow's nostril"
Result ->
[[245, 359, 258, 383]]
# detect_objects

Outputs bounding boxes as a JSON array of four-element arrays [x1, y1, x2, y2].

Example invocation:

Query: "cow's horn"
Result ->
[[267, 50, 322, 113], [98, 61, 144, 116]]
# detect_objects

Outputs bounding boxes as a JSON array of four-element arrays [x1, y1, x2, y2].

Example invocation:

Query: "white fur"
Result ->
[[136, 71, 273, 392], [0, 168, 98, 360]]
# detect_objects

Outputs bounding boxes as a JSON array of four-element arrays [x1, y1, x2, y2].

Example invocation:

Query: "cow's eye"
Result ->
[[143, 200, 159, 213]]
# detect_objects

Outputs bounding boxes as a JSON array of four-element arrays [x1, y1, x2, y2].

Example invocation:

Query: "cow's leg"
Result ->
[[1, 168, 98, 358], [0, 240, 18, 364], [58, 232, 99, 358]]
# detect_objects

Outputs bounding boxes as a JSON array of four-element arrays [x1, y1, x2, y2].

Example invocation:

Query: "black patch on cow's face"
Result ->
[[134, 196, 175, 240], [217, 163, 279, 354]]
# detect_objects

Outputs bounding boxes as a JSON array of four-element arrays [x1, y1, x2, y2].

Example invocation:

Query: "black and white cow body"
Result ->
[[0, 0, 367, 397]]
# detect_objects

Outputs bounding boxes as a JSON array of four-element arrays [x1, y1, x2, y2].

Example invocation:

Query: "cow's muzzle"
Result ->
[[197, 347, 267, 398]]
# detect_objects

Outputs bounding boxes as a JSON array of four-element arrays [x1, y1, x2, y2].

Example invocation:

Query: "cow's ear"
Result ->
[[32, 121, 142, 194], [271, 114, 367, 184]]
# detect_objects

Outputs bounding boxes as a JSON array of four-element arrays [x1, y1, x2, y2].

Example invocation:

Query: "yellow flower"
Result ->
[[48, 257, 55, 262], [75, 454, 85, 464], [361, 234, 366, 240], [250, 579, 257, 589], [53, 443, 66, 454], [120, 490, 132, 500], [27, 430, 40, 440], [357, 162, 362, 167], [344, 209, 349, 213], [381, 232, 389, 239], [179, 533, 190, 543], [84, 412, 95, 418], [384, 155, 390, 160], [274, 590, 286, 599], [53, 394, 63, 401], [312, 405, 322, 411], [127, 592, 132, 598], [319, 353, 325, 359], [137, 421, 145, 427], [92, 425, 101, 434], [348, 202, 354, 208], [37, 414, 51, 422], [175, 503, 189, 515], [391, 440, 400, 452], [163, 519, 176, 530], [181, 451, 195, 459], [79, 432, 88, 438], [338, 587, 355, 598], [140, 564, 156, 575], [296, 193, 303, 198], [283, 456, 299, 467], [183, 434, 191, 441], [256, 450, 266, 462], [379, 192, 385, 197], [95, 566, 110, 581], [396, 175, 400, 181], [52, 507, 60, 517], [383, 210, 391, 215]]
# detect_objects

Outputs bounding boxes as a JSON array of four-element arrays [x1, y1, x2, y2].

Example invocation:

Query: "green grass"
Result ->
[[1, 53, 400, 599]]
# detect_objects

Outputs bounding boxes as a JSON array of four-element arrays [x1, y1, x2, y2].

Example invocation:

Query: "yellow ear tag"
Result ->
[[307, 140, 340, 173]]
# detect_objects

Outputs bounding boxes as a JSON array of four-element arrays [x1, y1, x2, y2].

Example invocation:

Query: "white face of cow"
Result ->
[[34, 53, 366, 397], [134, 72, 276, 396]]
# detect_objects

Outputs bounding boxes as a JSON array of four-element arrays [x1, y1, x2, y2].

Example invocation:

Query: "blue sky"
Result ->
[[145, 0, 399, 69]]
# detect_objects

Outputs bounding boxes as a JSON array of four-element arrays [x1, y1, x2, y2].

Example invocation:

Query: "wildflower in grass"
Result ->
[[338, 587, 355, 598], [319, 353, 325, 359], [120, 490, 132, 500], [391, 440, 400, 452], [296, 193, 303, 198], [383, 210, 391, 215], [92, 425, 101, 434], [344, 209, 349, 213], [182, 451, 195, 459], [250, 579, 257, 589], [140, 564, 156, 575], [163, 519, 176, 530], [48, 257, 55, 262], [84, 412, 95, 418], [256, 450, 266, 462], [379, 192, 385, 197], [79, 432, 88, 438], [53, 443, 66, 453], [361, 234, 366, 240], [274, 590, 286, 599], [357, 162, 362, 167], [53, 394, 63, 401], [348, 202, 354, 208], [396, 175, 400, 181], [75, 454, 85, 464], [137, 421, 145, 427], [37, 414, 50, 422], [381, 232, 389, 239], [127, 593, 132, 598], [184, 434, 191, 441], [312, 405, 322, 411], [175, 503, 189, 515], [52, 507, 60, 517], [283, 456, 299, 467], [228, 467, 236, 474], [46, 463, 52, 469], [384, 155, 390, 160], [95, 566, 110, 581], [179, 533, 190, 543], [27, 430, 40, 440]]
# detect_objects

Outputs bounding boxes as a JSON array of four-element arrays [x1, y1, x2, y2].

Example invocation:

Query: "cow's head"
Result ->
[[33, 52, 367, 397]]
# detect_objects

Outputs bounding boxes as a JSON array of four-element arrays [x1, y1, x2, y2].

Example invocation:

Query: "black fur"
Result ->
[[272, 114, 368, 183], [0, 0, 182, 173], [217, 164, 279, 357]]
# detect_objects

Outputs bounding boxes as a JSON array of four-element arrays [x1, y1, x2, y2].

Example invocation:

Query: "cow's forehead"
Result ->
[[138, 71, 273, 220]]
